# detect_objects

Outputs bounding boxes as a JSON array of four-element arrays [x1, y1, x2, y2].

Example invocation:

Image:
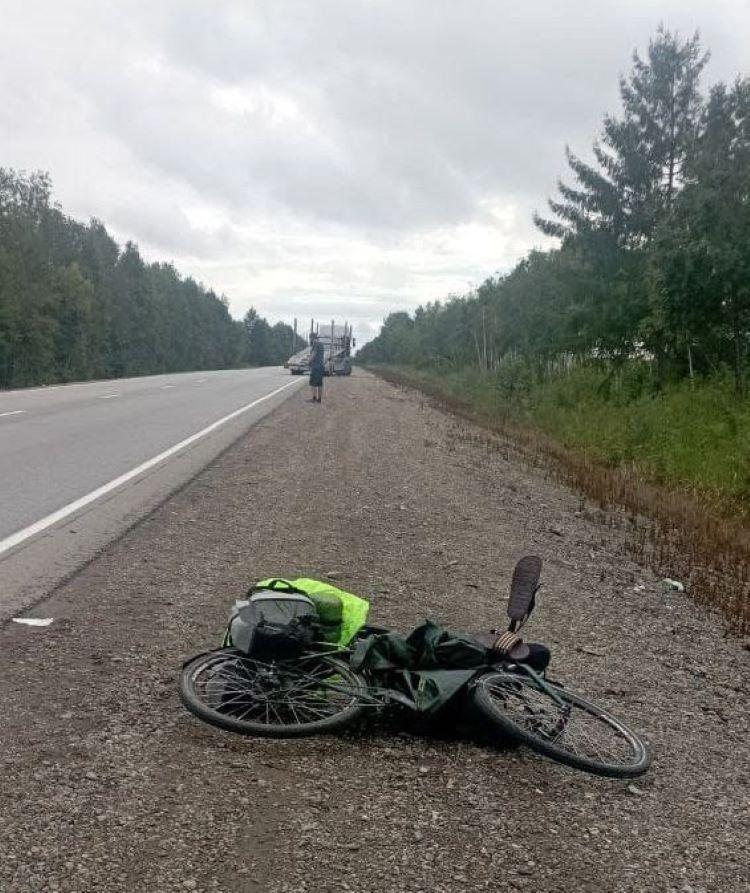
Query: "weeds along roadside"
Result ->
[[370, 365, 750, 636]]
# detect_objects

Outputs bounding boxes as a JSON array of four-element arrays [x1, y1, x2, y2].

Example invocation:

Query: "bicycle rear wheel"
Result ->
[[471, 669, 651, 778], [179, 649, 369, 738]]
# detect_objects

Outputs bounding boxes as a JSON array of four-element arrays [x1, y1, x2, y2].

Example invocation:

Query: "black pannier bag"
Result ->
[[224, 590, 318, 661]]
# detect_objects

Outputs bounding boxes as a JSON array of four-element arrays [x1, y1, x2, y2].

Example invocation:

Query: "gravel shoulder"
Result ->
[[1, 370, 748, 893]]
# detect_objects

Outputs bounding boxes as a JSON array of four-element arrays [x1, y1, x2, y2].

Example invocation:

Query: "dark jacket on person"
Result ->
[[310, 341, 325, 370]]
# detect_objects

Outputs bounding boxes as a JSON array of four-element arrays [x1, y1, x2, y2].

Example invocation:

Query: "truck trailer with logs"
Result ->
[[285, 320, 354, 376]]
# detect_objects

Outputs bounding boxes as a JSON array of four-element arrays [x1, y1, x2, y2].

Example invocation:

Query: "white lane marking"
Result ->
[[0, 410, 26, 418], [195, 379, 207, 383], [0, 378, 302, 558], [160, 385, 175, 389], [98, 394, 120, 400]]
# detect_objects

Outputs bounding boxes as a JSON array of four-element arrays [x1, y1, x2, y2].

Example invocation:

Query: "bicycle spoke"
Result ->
[[478, 672, 642, 770], [186, 652, 368, 732]]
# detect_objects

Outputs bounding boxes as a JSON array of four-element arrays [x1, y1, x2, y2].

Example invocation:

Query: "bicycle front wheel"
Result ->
[[471, 670, 651, 778], [179, 649, 369, 738]]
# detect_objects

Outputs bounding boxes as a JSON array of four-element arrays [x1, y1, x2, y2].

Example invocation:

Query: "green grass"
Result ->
[[380, 363, 750, 514], [530, 373, 750, 506]]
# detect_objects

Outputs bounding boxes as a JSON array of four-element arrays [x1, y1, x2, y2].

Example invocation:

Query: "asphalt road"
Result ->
[[0, 367, 303, 617]]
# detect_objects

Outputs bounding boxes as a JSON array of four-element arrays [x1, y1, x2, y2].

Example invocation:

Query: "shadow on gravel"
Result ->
[[337, 704, 520, 754]]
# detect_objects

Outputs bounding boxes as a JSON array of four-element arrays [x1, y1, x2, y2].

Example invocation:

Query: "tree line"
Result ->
[[359, 28, 750, 393], [0, 169, 302, 388]]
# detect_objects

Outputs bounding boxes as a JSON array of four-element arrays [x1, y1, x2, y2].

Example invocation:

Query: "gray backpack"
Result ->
[[224, 590, 318, 661]]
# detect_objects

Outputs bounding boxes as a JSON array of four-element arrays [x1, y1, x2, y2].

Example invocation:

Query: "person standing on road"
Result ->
[[309, 333, 325, 403]]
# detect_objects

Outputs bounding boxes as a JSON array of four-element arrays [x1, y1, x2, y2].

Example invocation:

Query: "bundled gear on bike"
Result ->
[[222, 575, 551, 713], [223, 577, 371, 661], [350, 619, 550, 712]]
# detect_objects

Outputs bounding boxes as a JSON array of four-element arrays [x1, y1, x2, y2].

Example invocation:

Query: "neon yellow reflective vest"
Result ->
[[253, 577, 370, 646]]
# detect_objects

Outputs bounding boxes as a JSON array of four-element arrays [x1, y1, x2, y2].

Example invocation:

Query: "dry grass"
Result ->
[[373, 365, 750, 635]]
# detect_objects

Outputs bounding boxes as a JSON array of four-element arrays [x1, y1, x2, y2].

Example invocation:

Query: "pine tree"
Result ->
[[650, 79, 750, 391], [536, 27, 708, 246]]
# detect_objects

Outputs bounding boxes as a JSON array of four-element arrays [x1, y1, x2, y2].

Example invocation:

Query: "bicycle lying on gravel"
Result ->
[[179, 558, 651, 778]]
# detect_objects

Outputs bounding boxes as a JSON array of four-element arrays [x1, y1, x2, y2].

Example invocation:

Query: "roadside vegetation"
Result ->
[[359, 28, 750, 632], [0, 170, 302, 388], [391, 361, 750, 513]]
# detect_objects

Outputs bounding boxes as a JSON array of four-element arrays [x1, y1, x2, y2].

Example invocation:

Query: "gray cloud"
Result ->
[[3, 1, 750, 342]]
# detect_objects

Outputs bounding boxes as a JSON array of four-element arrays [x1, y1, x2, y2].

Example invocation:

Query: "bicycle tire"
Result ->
[[471, 669, 651, 778], [179, 649, 368, 738]]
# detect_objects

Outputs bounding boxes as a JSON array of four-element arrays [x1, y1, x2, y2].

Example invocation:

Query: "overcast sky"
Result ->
[[3, 1, 749, 343]]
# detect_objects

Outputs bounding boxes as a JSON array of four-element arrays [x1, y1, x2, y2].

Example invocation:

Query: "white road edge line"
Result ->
[[0, 410, 26, 418], [0, 378, 301, 558], [98, 394, 120, 399]]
